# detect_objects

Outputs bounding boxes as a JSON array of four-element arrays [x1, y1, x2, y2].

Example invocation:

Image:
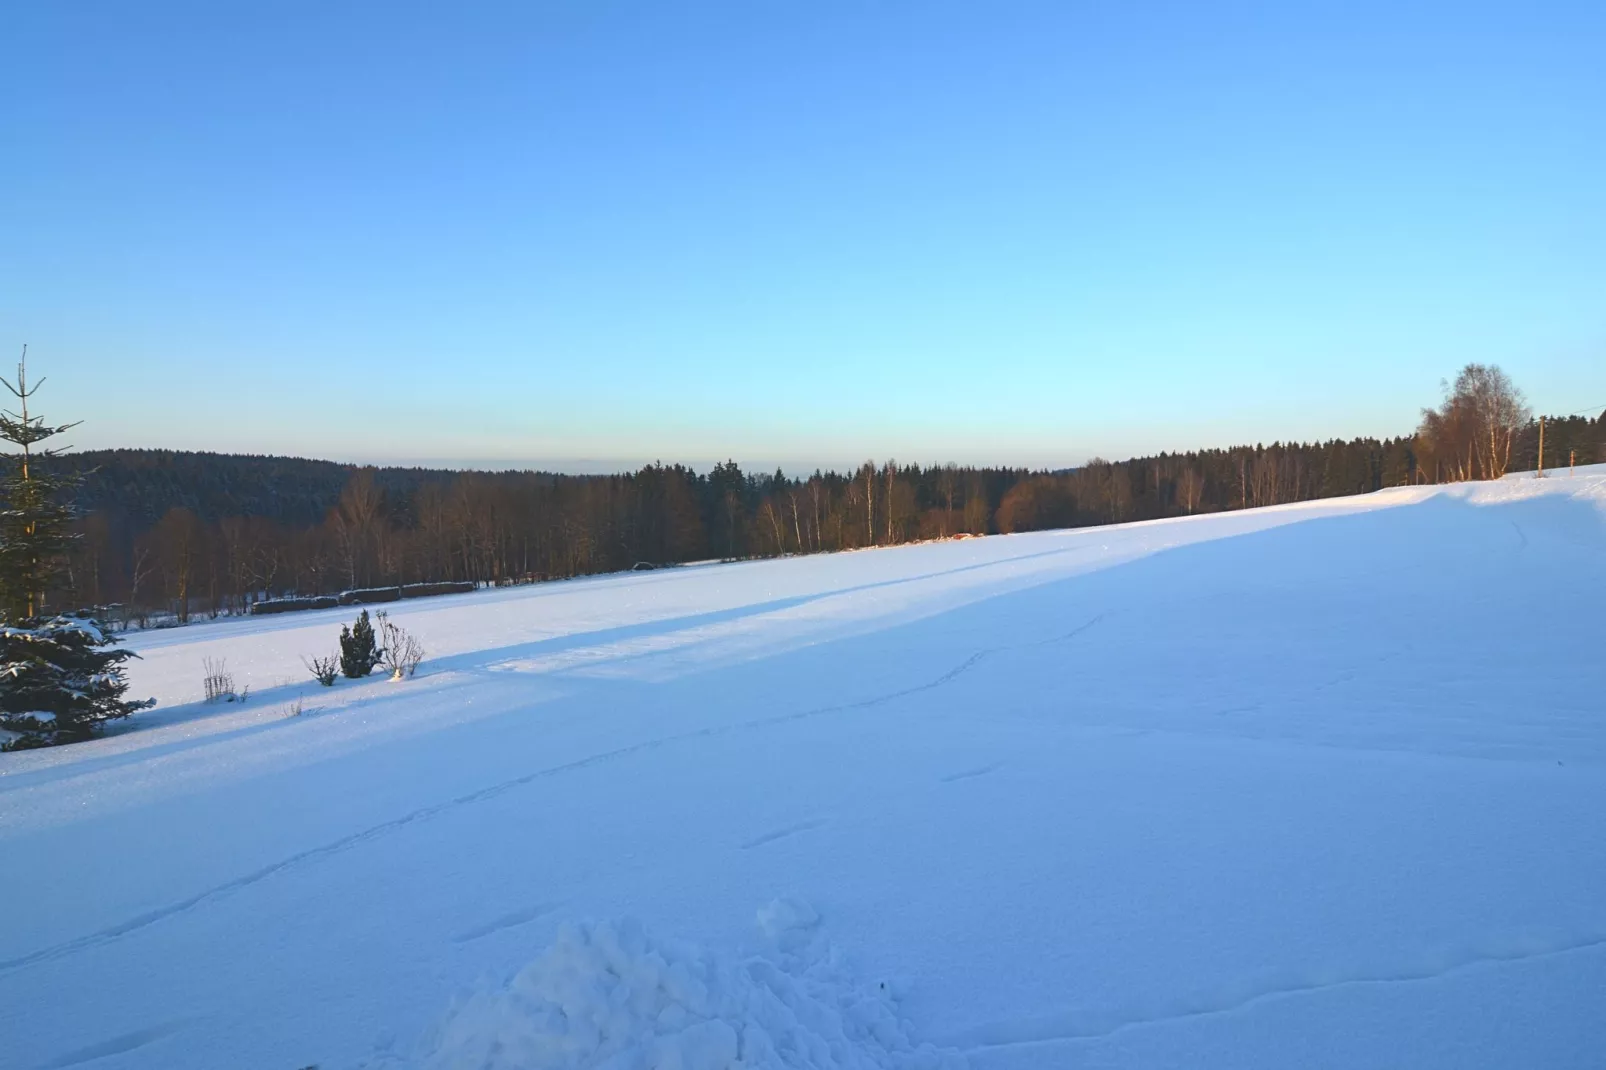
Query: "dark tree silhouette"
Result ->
[[0, 349, 151, 749]]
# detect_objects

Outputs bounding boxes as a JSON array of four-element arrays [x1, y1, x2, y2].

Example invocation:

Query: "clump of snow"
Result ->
[[756, 896, 819, 949], [417, 902, 964, 1070]]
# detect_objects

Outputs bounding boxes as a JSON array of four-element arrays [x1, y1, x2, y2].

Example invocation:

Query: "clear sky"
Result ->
[[3, 2, 1603, 474]]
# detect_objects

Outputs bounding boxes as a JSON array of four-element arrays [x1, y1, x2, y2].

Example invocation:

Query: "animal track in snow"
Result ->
[[740, 819, 828, 850], [38, 1020, 190, 1069], [451, 902, 559, 943], [940, 762, 1000, 783]]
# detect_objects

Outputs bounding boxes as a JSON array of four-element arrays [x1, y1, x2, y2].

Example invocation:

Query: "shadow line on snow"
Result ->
[[348, 539, 1100, 680], [114, 535, 1101, 655], [0, 540, 1101, 794], [0, 615, 1107, 977], [0, 671, 556, 798]]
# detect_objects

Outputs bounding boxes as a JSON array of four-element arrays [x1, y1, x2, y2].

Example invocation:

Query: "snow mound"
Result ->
[[418, 901, 965, 1070]]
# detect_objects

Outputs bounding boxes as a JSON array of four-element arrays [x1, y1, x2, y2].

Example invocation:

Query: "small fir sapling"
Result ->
[[338, 609, 383, 679]]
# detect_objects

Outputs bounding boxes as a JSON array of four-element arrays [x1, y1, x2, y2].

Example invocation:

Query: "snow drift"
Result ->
[[417, 901, 963, 1070]]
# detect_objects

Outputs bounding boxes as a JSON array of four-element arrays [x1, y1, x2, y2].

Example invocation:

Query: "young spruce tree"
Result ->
[[0, 349, 152, 750], [339, 609, 383, 678]]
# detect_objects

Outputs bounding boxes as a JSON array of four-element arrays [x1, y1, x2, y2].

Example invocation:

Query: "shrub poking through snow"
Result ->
[[202, 656, 236, 702], [338, 609, 383, 679], [304, 653, 340, 687], [375, 611, 424, 679]]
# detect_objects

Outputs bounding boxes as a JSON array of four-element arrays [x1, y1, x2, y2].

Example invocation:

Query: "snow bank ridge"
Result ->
[[418, 900, 965, 1069]]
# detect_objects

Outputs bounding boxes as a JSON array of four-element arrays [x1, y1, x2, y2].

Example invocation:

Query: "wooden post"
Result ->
[[1537, 416, 1545, 477], [1570, 448, 1576, 475]]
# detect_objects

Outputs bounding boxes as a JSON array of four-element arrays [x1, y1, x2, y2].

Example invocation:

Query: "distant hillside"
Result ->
[[56, 450, 547, 529]]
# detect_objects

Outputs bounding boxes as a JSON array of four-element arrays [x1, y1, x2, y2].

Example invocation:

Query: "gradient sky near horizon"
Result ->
[[3, 2, 1603, 474]]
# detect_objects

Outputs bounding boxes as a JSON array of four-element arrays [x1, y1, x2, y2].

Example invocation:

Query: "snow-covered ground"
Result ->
[[3, 469, 1604, 1069]]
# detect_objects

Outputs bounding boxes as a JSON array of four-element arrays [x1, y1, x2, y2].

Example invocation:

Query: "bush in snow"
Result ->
[[375, 611, 424, 679], [338, 609, 383, 679], [202, 656, 236, 702], [0, 352, 152, 750], [304, 653, 340, 687]]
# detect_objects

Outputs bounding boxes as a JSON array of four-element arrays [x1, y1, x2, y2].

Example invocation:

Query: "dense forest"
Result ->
[[46, 396, 1604, 627]]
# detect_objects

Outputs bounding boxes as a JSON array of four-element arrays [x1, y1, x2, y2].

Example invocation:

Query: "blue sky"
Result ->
[[3, 2, 1603, 473]]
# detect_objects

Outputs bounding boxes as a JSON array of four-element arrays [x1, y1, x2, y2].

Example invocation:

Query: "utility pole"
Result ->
[[1536, 416, 1545, 478]]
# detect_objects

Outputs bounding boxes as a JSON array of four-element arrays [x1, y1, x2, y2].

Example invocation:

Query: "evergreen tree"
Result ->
[[339, 609, 383, 678], [0, 349, 152, 750]]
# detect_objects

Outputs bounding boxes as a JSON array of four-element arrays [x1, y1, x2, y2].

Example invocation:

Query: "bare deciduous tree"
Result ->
[[153, 506, 204, 622], [1417, 363, 1529, 481], [883, 460, 897, 545], [1178, 467, 1204, 513]]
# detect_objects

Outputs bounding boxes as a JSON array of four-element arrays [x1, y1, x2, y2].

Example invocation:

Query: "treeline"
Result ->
[[49, 404, 1602, 627], [46, 406, 1593, 626]]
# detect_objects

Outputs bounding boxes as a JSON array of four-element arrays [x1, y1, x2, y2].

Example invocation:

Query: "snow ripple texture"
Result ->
[[418, 900, 965, 1070]]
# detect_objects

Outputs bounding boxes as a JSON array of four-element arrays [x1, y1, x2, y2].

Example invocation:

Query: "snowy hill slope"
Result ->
[[2, 469, 1604, 1069]]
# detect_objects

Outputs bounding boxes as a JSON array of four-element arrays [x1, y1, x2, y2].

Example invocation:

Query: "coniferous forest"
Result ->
[[47, 394, 1603, 627]]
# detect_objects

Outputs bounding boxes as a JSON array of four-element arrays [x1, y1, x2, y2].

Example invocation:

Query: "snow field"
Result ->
[[1, 467, 1603, 1069]]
